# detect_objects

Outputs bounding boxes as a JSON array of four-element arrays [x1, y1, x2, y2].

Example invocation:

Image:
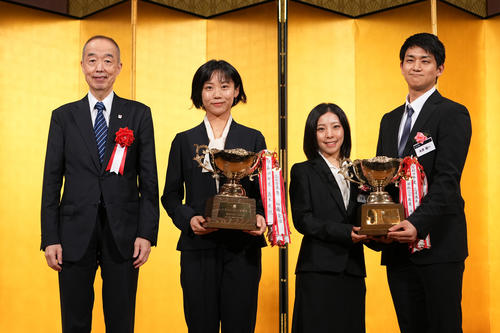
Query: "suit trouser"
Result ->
[[180, 246, 262, 333], [58, 205, 139, 333], [387, 261, 464, 333], [292, 271, 366, 333]]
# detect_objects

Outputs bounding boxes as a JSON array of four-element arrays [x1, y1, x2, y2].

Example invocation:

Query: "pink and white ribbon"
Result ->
[[258, 150, 291, 246], [399, 156, 431, 253]]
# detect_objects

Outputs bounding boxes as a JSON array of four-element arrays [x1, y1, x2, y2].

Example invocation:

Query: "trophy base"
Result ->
[[359, 203, 404, 235], [204, 195, 258, 230]]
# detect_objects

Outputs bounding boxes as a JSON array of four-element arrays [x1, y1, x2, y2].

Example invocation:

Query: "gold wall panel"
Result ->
[[485, 14, 500, 333], [0, 2, 80, 331], [428, 2, 489, 329]]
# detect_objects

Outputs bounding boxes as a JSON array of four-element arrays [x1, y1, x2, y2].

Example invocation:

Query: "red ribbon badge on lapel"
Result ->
[[414, 132, 428, 144], [106, 127, 134, 175]]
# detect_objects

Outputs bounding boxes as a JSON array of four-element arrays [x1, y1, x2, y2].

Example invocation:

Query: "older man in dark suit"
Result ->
[[41, 35, 159, 333], [376, 33, 471, 333]]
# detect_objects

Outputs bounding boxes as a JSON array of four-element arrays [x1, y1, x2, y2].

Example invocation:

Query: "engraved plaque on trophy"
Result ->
[[194, 145, 260, 230], [340, 156, 404, 235]]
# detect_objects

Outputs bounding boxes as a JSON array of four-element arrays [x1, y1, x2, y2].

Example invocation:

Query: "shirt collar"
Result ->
[[405, 86, 435, 114], [88, 91, 114, 112], [203, 115, 233, 143]]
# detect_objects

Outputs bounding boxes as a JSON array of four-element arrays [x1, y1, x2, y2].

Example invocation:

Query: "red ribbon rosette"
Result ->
[[116, 127, 135, 147], [106, 127, 134, 175], [400, 156, 426, 183]]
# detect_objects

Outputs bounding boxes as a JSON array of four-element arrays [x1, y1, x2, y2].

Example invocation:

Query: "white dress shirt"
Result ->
[[204, 114, 232, 151], [203, 115, 233, 191], [397, 86, 435, 143], [88, 91, 114, 127]]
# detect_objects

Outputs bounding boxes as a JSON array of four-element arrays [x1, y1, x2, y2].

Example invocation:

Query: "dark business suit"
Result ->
[[41, 94, 159, 332], [289, 157, 366, 333], [161, 120, 266, 333], [377, 90, 471, 333]]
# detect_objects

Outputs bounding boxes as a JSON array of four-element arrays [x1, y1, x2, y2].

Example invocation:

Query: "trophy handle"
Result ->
[[391, 158, 405, 186], [247, 152, 264, 181], [339, 158, 366, 186], [193, 144, 218, 177]]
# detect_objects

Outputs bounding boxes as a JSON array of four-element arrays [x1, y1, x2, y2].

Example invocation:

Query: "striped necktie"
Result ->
[[94, 101, 108, 163], [398, 105, 414, 158]]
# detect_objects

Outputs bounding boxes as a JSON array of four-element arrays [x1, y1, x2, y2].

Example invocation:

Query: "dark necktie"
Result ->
[[94, 101, 108, 163], [398, 105, 414, 157]]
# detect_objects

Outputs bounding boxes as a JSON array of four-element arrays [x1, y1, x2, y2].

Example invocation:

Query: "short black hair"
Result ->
[[303, 103, 352, 161], [191, 60, 247, 109], [82, 35, 121, 62], [399, 33, 445, 67]]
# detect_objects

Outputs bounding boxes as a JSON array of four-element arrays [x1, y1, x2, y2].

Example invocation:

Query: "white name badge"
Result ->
[[413, 137, 436, 157]]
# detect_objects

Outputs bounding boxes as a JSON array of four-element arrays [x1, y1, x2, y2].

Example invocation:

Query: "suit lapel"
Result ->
[[403, 90, 441, 157], [192, 121, 216, 193], [72, 95, 101, 171], [224, 120, 240, 149], [194, 122, 210, 145], [101, 94, 127, 174], [311, 157, 347, 215]]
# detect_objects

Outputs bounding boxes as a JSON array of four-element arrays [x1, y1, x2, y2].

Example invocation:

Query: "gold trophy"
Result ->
[[340, 156, 404, 235], [193, 145, 260, 230]]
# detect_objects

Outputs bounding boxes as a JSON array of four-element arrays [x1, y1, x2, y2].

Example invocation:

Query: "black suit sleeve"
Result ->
[[40, 110, 65, 249], [161, 134, 196, 234], [409, 105, 471, 237], [136, 106, 160, 245], [289, 164, 353, 246], [255, 132, 266, 152], [376, 114, 389, 156]]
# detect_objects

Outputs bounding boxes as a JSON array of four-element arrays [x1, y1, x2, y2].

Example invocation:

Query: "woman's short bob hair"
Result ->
[[191, 59, 247, 109], [303, 103, 352, 161]]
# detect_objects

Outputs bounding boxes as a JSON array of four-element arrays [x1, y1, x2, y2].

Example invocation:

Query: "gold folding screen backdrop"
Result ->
[[0, 0, 499, 332]]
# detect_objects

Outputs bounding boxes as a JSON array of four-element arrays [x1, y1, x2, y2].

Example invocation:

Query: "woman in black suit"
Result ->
[[290, 103, 368, 333], [161, 60, 267, 333]]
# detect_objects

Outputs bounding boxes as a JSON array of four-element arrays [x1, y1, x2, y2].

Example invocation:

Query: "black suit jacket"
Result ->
[[377, 90, 471, 265], [161, 121, 267, 251], [289, 157, 366, 277], [41, 94, 159, 262]]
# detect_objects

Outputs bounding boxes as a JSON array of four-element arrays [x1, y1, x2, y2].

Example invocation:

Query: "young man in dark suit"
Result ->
[[41, 35, 159, 333], [376, 33, 472, 332]]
